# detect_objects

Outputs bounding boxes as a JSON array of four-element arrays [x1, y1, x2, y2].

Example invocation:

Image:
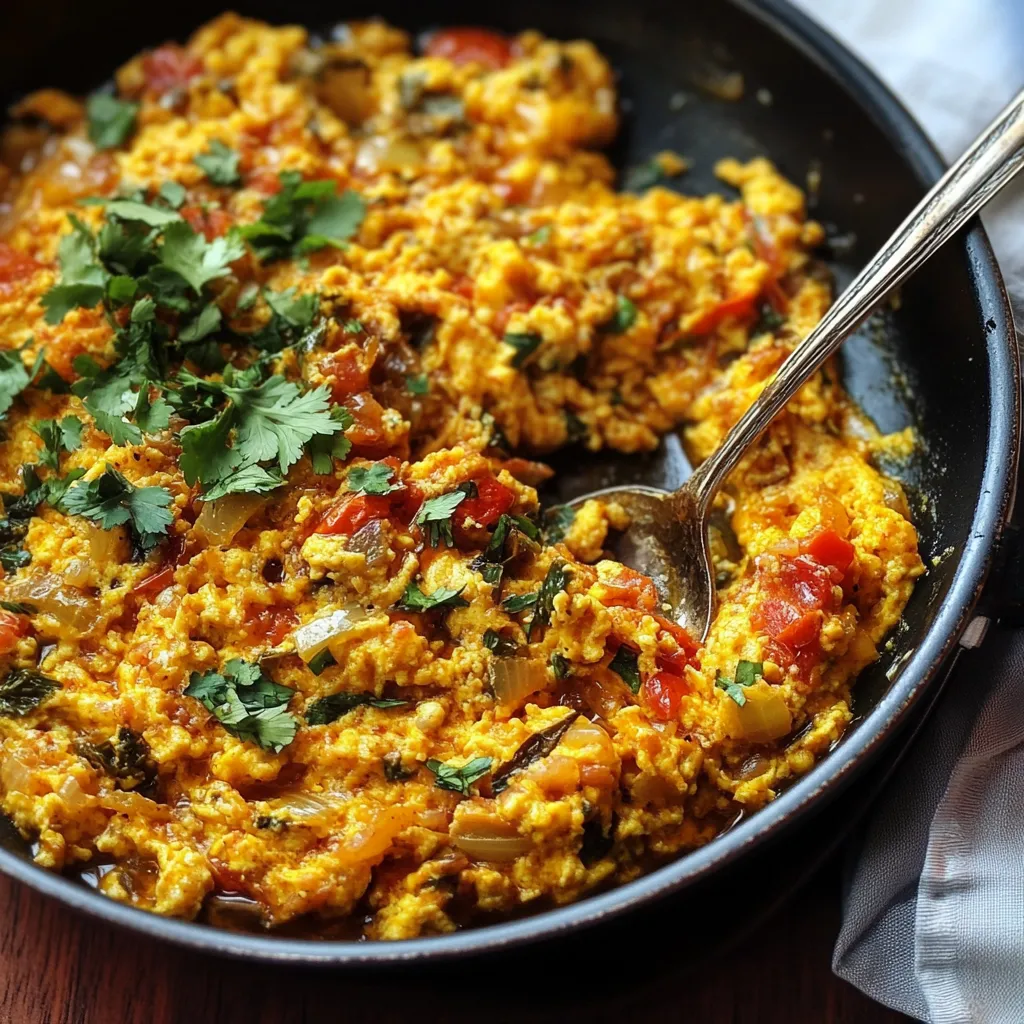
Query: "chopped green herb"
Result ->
[[347, 462, 398, 496], [159, 181, 187, 209], [158, 221, 244, 295], [752, 304, 786, 337], [342, 318, 364, 334], [0, 668, 60, 718], [62, 465, 173, 553], [609, 645, 641, 693], [306, 691, 407, 725], [41, 217, 108, 324], [306, 649, 337, 676], [564, 410, 588, 443], [502, 590, 539, 614], [606, 295, 637, 334], [425, 756, 492, 796], [396, 582, 469, 613], [194, 140, 242, 187], [307, 406, 353, 474], [622, 159, 664, 193], [0, 601, 35, 615], [527, 560, 571, 641], [0, 349, 37, 419], [542, 504, 575, 544], [76, 726, 156, 792], [32, 416, 83, 470], [482, 629, 518, 657], [184, 658, 298, 752], [86, 94, 138, 149], [524, 224, 552, 245], [405, 373, 429, 395], [550, 652, 570, 679], [504, 331, 542, 369], [734, 659, 763, 687], [415, 488, 469, 548]]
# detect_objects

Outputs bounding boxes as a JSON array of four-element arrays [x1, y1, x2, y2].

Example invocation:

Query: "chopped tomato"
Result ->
[[0, 243, 40, 287], [142, 44, 204, 95], [245, 167, 284, 194], [654, 615, 699, 673], [0, 610, 28, 655], [425, 27, 513, 70], [344, 392, 391, 457], [598, 567, 659, 612], [450, 275, 474, 300], [643, 670, 690, 721], [686, 291, 758, 336], [804, 528, 855, 574], [315, 494, 392, 537], [250, 606, 299, 646], [323, 350, 370, 400], [494, 300, 532, 336], [181, 205, 232, 241], [391, 482, 425, 525], [135, 565, 175, 596], [453, 476, 515, 530]]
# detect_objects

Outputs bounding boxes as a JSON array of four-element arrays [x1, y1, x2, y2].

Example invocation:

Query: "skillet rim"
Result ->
[[0, 0, 1018, 965]]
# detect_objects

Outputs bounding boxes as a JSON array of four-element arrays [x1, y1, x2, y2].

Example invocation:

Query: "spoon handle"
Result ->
[[685, 86, 1024, 512]]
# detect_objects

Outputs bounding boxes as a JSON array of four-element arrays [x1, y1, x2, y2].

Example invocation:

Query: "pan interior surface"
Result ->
[[0, 0, 1015, 962]]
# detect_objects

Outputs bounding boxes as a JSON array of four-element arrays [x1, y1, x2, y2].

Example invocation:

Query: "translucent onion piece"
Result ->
[[347, 519, 389, 567], [317, 63, 373, 125], [270, 791, 347, 823], [722, 681, 792, 743], [488, 657, 547, 709], [2, 573, 97, 631], [1, 751, 33, 793], [85, 523, 128, 564], [356, 135, 425, 174], [294, 605, 370, 663], [193, 492, 269, 547], [451, 812, 532, 863], [58, 774, 88, 810]]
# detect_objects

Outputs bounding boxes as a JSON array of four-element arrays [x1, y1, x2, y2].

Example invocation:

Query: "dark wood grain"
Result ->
[[0, 854, 908, 1024]]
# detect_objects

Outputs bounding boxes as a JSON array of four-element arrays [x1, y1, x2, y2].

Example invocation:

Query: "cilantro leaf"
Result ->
[[194, 140, 242, 187], [542, 504, 575, 544], [185, 659, 298, 752], [405, 374, 429, 395], [101, 199, 183, 227], [425, 756, 492, 796], [0, 668, 60, 718], [609, 645, 641, 693], [550, 652, 570, 679], [396, 582, 469, 612], [306, 649, 336, 676], [306, 691, 407, 725], [504, 332, 542, 369], [133, 389, 171, 435], [62, 465, 173, 552], [159, 182, 187, 209], [734, 659, 763, 687], [41, 218, 108, 324], [307, 406, 353, 474], [414, 489, 468, 547], [33, 416, 83, 470], [0, 350, 34, 419], [158, 221, 244, 294], [86, 94, 138, 149], [502, 590, 538, 614], [178, 303, 222, 343], [299, 190, 367, 253], [347, 462, 398, 496], [715, 674, 747, 706], [200, 463, 284, 502], [526, 560, 570, 641], [606, 295, 637, 334]]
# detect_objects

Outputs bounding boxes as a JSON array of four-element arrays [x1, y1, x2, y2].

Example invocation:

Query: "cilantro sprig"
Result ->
[[425, 756, 492, 796], [414, 486, 470, 547], [184, 658, 298, 752], [194, 140, 242, 187], [33, 416, 83, 470], [347, 463, 399, 496], [62, 465, 173, 553]]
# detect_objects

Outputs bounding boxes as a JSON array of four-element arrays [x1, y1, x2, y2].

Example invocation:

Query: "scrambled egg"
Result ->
[[0, 16, 923, 939]]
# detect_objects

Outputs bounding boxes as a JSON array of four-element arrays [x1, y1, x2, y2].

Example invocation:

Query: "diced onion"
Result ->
[[317, 63, 373, 125], [85, 523, 129, 564], [451, 812, 532, 863], [194, 493, 270, 547], [2, 573, 97, 630], [347, 519, 389, 567], [356, 136, 425, 174], [722, 681, 793, 743], [58, 775, 89, 811], [488, 657, 547, 709], [1, 751, 33, 793], [270, 791, 346, 823], [294, 604, 370, 663]]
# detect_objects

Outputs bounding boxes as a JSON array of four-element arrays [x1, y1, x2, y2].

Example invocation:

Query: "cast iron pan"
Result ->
[[0, 0, 1017, 965]]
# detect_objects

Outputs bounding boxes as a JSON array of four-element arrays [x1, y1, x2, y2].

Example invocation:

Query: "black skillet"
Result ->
[[0, 0, 1018, 966]]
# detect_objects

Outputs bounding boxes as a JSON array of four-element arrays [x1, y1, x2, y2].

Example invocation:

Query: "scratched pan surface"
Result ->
[[0, 0, 1017, 964]]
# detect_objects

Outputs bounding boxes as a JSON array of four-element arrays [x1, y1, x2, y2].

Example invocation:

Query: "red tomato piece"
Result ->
[[425, 27, 513, 70], [324, 352, 370, 400], [142, 44, 204, 95], [600, 567, 659, 612], [643, 670, 690, 721], [250, 606, 299, 646], [344, 392, 391, 456], [686, 291, 758, 336], [454, 476, 515, 530], [775, 609, 822, 649], [0, 610, 28, 655], [0, 243, 40, 287], [181, 205, 232, 241], [316, 494, 392, 537], [804, 528, 856, 574], [135, 565, 175, 596]]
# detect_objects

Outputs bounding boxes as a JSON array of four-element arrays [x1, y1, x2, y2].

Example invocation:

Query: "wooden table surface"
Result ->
[[0, 853, 909, 1024]]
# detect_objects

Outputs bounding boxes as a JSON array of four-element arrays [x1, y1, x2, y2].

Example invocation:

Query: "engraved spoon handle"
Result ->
[[684, 86, 1024, 513]]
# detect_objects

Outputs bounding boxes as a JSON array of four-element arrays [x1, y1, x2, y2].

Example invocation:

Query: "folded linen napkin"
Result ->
[[787, 1, 1024, 1020]]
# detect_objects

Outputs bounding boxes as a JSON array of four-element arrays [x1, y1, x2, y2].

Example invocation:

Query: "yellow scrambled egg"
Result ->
[[0, 16, 923, 938]]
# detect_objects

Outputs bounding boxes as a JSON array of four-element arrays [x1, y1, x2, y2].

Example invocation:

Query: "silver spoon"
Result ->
[[571, 87, 1024, 642]]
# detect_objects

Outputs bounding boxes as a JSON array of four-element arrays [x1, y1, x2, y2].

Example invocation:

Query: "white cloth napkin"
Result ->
[[786, 2, 1024, 1020]]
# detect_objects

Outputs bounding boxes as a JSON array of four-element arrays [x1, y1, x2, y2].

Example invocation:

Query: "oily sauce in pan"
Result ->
[[0, 16, 922, 939]]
